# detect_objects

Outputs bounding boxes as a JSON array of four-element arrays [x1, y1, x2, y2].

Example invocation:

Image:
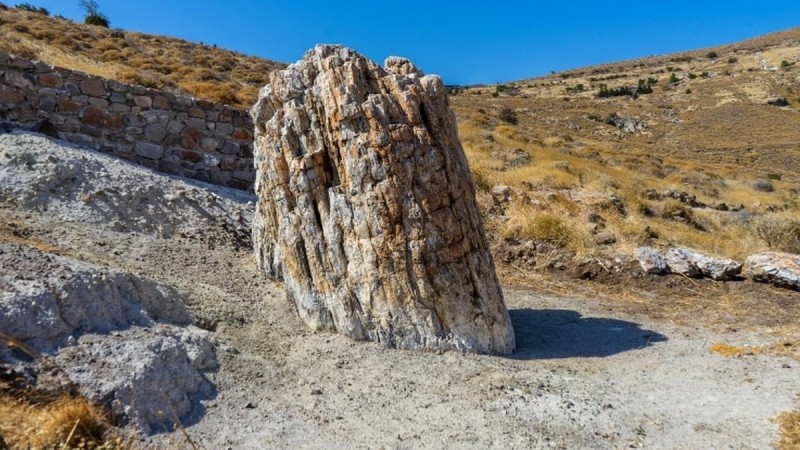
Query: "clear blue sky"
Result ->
[[26, 1, 800, 85]]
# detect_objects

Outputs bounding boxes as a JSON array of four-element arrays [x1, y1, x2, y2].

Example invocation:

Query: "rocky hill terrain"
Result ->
[[2, 130, 798, 449], [0, 4, 799, 449]]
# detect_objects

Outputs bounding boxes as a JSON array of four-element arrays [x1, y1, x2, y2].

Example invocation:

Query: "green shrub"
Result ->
[[596, 78, 653, 99], [767, 173, 782, 181], [706, 51, 718, 59], [14, 3, 48, 14], [80, 0, 109, 28], [498, 107, 518, 125], [728, 57, 738, 64]]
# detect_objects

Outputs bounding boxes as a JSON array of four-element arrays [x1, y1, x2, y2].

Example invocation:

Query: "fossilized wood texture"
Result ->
[[251, 45, 514, 354]]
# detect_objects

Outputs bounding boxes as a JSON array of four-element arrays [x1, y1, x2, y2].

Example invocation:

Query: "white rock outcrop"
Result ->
[[745, 252, 800, 291], [636, 247, 742, 280], [636, 247, 668, 274], [663, 248, 742, 281], [251, 45, 515, 354], [0, 243, 216, 434]]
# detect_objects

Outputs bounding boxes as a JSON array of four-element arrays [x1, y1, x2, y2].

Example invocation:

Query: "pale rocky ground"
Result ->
[[1, 131, 799, 449]]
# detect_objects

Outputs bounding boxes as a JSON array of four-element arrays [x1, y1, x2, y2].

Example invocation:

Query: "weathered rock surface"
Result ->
[[0, 243, 217, 434], [636, 247, 668, 274], [664, 248, 742, 281], [745, 252, 800, 291], [251, 45, 514, 354], [636, 247, 741, 280]]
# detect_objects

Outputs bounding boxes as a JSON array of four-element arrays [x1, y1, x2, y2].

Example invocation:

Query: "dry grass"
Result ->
[[0, 7, 284, 107], [453, 27, 800, 262], [0, 394, 119, 449], [776, 410, 800, 450], [709, 342, 800, 360]]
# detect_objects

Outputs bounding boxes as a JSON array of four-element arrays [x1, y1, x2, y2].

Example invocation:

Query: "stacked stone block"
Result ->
[[0, 52, 255, 190]]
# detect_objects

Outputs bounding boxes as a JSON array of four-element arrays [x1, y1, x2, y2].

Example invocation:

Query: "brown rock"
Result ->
[[219, 157, 237, 171], [180, 150, 203, 163], [10, 57, 35, 70], [180, 127, 202, 150], [251, 45, 515, 354], [79, 106, 123, 129], [133, 95, 153, 109], [0, 86, 25, 103], [80, 78, 106, 97], [37, 72, 63, 88], [196, 100, 215, 110], [153, 95, 171, 109], [188, 107, 206, 119], [231, 127, 252, 141]]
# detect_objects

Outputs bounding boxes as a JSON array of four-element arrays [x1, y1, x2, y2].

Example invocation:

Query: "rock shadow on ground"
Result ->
[[509, 309, 667, 360]]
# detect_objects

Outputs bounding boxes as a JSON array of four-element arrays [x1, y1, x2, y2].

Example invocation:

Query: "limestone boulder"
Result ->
[[636, 247, 668, 274], [636, 247, 741, 280], [251, 45, 514, 354], [745, 252, 800, 291], [664, 248, 742, 281]]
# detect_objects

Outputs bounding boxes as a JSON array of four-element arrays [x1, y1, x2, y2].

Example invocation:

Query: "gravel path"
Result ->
[[1, 131, 798, 449]]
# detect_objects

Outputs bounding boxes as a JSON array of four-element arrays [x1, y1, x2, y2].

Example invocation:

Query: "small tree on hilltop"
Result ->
[[79, 0, 109, 27]]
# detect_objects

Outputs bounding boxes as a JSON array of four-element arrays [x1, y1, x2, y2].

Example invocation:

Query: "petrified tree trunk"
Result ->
[[251, 45, 515, 354]]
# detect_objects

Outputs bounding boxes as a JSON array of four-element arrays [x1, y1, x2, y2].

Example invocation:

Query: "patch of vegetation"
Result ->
[[596, 78, 654, 99], [670, 56, 693, 63], [776, 411, 800, 450], [14, 3, 48, 15], [498, 107, 518, 125], [753, 179, 775, 192], [522, 213, 574, 247], [0, 6, 284, 107], [80, 0, 109, 28], [565, 83, 584, 94], [706, 51, 718, 59], [728, 57, 738, 64], [751, 215, 800, 253]]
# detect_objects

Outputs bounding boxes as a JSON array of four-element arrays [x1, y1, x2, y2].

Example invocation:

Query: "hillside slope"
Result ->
[[0, 4, 798, 265], [0, 5, 285, 107], [450, 28, 800, 262]]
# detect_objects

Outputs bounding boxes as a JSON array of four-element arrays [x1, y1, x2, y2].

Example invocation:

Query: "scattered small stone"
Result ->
[[767, 97, 789, 107], [593, 231, 617, 245], [311, 389, 323, 395]]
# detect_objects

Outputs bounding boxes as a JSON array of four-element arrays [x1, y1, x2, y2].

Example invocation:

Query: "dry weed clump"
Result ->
[[751, 214, 800, 254], [0, 394, 119, 449], [776, 410, 800, 450], [709, 341, 799, 360]]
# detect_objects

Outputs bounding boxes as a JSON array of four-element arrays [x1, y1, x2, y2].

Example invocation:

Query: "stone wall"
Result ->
[[0, 52, 255, 190]]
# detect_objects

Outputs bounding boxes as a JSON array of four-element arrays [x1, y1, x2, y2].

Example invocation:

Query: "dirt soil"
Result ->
[[1, 132, 799, 449]]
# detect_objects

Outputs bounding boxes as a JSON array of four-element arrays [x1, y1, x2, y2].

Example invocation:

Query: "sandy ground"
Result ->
[[1, 131, 799, 449]]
